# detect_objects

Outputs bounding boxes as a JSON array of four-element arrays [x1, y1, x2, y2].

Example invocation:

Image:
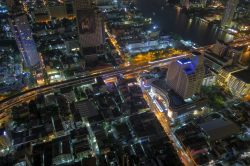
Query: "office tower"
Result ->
[[75, 0, 105, 56], [166, 53, 205, 99], [221, 0, 239, 27], [9, 14, 40, 68]]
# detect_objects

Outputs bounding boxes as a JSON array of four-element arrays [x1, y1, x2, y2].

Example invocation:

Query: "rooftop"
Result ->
[[198, 118, 240, 141], [177, 58, 192, 65], [72, 100, 100, 121], [151, 79, 207, 115], [231, 69, 250, 83]]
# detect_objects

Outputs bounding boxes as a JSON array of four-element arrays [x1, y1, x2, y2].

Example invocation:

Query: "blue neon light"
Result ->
[[0, 6, 8, 13], [177, 59, 192, 65]]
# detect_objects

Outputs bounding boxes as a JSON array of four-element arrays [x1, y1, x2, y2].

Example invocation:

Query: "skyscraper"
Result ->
[[166, 52, 205, 99], [221, 0, 239, 27], [9, 14, 40, 68], [75, 0, 105, 56]]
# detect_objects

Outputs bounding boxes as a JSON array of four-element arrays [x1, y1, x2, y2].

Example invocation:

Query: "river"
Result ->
[[136, 0, 234, 46]]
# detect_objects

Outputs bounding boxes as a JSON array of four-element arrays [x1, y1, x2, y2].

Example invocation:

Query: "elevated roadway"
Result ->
[[0, 54, 189, 111]]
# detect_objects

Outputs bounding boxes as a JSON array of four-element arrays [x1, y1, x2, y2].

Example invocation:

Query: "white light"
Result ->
[[193, 110, 198, 115], [168, 110, 173, 118]]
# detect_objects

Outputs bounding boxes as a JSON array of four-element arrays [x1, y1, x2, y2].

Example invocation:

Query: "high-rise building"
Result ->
[[9, 14, 40, 68], [221, 0, 239, 27], [75, 0, 105, 56], [166, 52, 205, 99]]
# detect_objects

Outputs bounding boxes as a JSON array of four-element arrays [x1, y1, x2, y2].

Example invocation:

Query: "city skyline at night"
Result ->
[[0, 0, 250, 166]]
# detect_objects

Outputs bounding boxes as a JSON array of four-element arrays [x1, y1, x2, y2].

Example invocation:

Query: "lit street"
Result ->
[[0, 0, 249, 165]]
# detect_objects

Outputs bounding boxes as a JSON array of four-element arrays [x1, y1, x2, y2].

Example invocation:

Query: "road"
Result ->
[[0, 54, 189, 111], [0, 50, 197, 165], [143, 91, 196, 166]]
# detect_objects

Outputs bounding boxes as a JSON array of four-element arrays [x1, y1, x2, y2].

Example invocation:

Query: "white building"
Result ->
[[166, 52, 205, 99]]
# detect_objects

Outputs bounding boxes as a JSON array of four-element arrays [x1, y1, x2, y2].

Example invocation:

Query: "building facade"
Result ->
[[227, 69, 250, 98], [9, 14, 40, 68], [75, 0, 105, 56], [217, 66, 242, 87], [166, 52, 205, 99], [221, 0, 239, 27]]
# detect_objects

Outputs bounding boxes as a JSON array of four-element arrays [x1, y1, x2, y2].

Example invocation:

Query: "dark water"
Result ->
[[136, 0, 234, 46]]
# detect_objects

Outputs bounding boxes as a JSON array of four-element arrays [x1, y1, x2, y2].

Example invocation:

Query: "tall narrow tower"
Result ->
[[221, 0, 239, 27], [75, 0, 105, 56], [9, 14, 40, 68]]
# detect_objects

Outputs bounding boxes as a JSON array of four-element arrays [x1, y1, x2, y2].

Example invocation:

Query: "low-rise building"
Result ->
[[198, 118, 240, 141], [150, 79, 207, 121], [217, 65, 243, 87], [228, 69, 250, 98]]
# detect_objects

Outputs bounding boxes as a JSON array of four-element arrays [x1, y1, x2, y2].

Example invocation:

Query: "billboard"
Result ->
[[77, 9, 96, 34]]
